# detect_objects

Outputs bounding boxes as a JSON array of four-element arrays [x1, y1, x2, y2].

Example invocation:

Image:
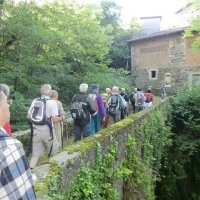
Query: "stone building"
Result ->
[[129, 27, 200, 94]]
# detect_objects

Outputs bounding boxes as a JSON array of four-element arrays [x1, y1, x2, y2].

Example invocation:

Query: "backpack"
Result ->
[[145, 93, 153, 103], [122, 97, 127, 107], [30, 98, 48, 125], [130, 93, 135, 104], [70, 96, 87, 122], [106, 94, 120, 115], [136, 93, 144, 106], [89, 93, 98, 115]]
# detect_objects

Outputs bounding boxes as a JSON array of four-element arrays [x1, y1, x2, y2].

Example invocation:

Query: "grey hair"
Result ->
[[50, 90, 58, 99], [112, 86, 119, 93], [0, 91, 6, 102], [40, 84, 52, 96], [0, 84, 10, 97]]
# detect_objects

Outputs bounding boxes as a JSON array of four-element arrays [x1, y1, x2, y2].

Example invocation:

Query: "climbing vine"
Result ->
[[123, 110, 172, 200], [47, 136, 131, 200]]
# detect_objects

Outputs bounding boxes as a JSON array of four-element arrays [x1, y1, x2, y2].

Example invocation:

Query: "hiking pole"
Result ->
[[63, 122, 68, 140], [46, 118, 54, 158], [27, 121, 33, 157], [61, 120, 64, 149]]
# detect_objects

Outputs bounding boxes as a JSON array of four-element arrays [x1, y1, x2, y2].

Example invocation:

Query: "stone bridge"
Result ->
[[15, 99, 169, 199]]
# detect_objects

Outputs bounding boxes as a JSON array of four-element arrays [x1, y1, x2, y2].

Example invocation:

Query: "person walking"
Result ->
[[102, 88, 112, 128], [134, 88, 145, 113], [120, 88, 130, 118], [89, 84, 106, 135], [106, 86, 125, 126], [130, 88, 137, 113], [144, 88, 154, 108], [27, 84, 61, 169], [0, 84, 13, 137], [160, 82, 167, 98], [50, 90, 67, 148], [70, 83, 96, 142], [0, 86, 36, 199]]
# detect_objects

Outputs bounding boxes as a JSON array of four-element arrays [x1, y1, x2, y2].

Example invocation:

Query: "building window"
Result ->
[[151, 70, 156, 78], [148, 69, 158, 80]]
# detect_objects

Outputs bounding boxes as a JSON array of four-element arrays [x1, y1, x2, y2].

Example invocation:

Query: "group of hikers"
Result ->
[[0, 82, 166, 199]]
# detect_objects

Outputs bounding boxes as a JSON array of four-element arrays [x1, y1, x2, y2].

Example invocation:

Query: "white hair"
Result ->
[[0, 84, 10, 97], [79, 83, 88, 92], [40, 84, 52, 96], [112, 86, 119, 93]]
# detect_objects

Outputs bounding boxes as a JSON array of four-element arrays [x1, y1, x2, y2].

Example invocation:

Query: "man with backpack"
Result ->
[[0, 85, 36, 199], [130, 88, 137, 113], [134, 88, 145, 113], [27, 84, 61, 169], [106, 86, 125, 126], [89, 84, 106, 135], [70, 83, 96, 142], [120, 88, 130, 119]]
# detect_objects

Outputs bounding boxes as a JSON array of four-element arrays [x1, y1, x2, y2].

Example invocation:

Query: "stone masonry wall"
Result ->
[[131, 33, 200, 95], [33, 99, 168, 200]]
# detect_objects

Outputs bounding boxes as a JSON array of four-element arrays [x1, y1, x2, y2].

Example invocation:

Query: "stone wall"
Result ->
[[131, 33, 200, 95], [33, 99, 169, 199]]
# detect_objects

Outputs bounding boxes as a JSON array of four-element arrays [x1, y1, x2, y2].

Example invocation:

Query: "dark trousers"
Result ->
[[135, 105, 144, 113], [121, 109, 125, 120], [74, 123, 89, 142]]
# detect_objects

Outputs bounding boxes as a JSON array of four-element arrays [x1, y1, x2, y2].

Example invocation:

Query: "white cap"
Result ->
[[106, 88, 111, 92]]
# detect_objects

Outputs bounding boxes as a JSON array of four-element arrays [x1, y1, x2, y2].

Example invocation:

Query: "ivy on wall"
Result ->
[[47, 110, 171, 200], [48, 137, 132, 200]]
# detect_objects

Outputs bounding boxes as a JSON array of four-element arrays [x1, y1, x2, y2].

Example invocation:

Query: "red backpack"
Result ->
[[145, 93, 153, 103]]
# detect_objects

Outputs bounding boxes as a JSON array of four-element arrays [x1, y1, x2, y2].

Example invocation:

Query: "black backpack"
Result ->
[[30, 98, 48, 125], [70, 95, 88, 123]]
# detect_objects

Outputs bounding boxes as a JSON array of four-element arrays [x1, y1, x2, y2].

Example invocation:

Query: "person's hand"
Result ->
[[102, 117, 106, 122]]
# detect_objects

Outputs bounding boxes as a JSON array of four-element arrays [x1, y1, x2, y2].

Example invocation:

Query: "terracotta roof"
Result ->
[[128, 27, 189, 43]]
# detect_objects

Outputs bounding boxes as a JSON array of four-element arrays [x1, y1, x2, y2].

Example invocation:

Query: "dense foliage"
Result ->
[[184, 0, 200, 49], [48, 137, 132, 200], [157, 87, 200, 200], [0, 0, 133, 131], [124, 110, 172, 200]]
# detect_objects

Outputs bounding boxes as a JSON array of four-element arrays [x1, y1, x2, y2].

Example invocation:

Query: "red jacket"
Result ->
[[3, 122, 13, 137]]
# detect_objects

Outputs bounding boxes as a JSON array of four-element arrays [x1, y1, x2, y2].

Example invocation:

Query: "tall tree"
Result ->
[[99, 0, 121, 34], [98, 0, 139, 70], [184, 0, 200, 49]]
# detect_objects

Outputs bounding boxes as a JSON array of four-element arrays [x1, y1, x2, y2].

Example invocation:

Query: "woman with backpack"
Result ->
[[50, 90, 67, 148], [144, 88, 154, 109]]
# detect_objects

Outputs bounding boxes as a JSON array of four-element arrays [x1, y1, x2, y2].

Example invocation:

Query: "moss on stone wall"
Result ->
[[14, 98, 169, 199]]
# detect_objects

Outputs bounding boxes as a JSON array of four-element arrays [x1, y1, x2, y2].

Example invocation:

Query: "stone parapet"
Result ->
[[33, 99, 169, 199]]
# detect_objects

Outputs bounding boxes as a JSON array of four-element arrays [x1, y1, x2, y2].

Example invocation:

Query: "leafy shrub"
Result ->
[[10, 91, 30, 131]]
